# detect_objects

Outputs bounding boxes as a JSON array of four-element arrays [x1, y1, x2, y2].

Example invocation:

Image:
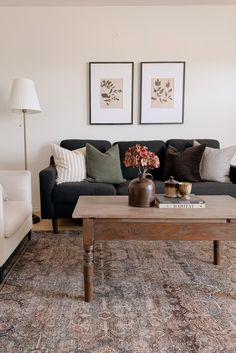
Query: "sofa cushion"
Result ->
[[4, 201, 32, 238], [53, 181, 116, 203], [51, 143, 86, 184], [86, 144, 125, 184], [163, 144, 206, 182], [194, 141, 236, 182], [192, 181, 236, 198], [60, 139, 111, 152], [116, 180, 236, 199], [114, 140, 166, 180], [166, 139, 220, 151]]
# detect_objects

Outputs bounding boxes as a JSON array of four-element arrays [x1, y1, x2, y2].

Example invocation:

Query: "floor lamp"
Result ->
[[9, 78, 41, 224]]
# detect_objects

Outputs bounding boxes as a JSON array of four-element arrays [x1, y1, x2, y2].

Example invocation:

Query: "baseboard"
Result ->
[[33, 207, 41, 214]]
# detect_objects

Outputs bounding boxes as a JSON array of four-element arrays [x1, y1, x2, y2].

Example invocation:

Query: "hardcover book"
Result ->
[[155, 194, 205, 208]]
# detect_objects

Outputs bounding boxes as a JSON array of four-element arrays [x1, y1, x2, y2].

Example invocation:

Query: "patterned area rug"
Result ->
[[0, 231, 235, 353]]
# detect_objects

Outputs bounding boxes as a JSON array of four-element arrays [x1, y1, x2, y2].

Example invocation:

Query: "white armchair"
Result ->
[[0, 170, 32, 283]]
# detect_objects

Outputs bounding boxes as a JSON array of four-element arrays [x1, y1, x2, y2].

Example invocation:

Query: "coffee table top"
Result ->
[[72, 195, 236, 222]]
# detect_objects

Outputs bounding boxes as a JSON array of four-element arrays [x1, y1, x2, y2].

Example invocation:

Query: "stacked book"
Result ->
[[155, 194, 205, 208]]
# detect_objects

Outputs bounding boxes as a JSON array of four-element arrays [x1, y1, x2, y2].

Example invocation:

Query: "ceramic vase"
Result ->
[[128, 173, 156, 207]]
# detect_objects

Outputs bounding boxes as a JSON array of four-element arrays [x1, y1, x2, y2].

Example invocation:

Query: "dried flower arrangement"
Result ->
[[123, 144, 160, 174]]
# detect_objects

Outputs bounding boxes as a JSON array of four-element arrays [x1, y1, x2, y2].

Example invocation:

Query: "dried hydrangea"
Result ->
[[123, 144, 160, 174]]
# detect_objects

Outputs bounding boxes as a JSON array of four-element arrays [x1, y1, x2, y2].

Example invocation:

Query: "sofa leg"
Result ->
[[0, 266, 4, 284], [27, 230, 32, 241], [52, 219, 58, 234]]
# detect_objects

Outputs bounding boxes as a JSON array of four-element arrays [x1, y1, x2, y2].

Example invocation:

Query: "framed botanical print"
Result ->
[[89, 62, 134, 125], [140, 62, 185, 124]]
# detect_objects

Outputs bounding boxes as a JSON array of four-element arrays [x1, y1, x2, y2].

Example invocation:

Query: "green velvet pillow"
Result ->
[[86, 143, 125, 184]]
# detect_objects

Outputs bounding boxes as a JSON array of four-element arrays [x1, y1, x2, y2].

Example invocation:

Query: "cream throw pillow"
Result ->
[[51, 143, 86, 184], [193, 141, 236, 182]]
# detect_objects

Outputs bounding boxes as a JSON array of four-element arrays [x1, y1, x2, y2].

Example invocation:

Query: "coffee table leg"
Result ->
[[83, 218, 94, 303], [213, 240, 220, 265], [84, 245, 94, 302]]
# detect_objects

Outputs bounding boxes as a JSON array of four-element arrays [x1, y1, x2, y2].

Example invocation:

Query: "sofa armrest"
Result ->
[[230, 165, 236, 184], [39, 160, 57, 219], [0, 170, 31, 203]]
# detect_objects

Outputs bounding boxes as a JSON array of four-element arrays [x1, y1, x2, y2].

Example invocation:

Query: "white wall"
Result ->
[[0, 5, 236, 211]]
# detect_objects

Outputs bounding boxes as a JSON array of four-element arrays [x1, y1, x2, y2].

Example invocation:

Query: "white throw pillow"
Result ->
[[51, 143, 86, 184], [193, 141, 236, 182]]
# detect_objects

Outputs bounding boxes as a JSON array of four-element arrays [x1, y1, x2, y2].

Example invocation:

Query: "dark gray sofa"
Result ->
[[39, 138, 236, 233]]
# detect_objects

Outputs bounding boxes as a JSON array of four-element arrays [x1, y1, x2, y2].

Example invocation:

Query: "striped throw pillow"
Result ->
[[51, 143, 86, 184]]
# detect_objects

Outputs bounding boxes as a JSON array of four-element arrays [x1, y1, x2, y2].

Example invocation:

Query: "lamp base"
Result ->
[[32, 214, 40, 224]]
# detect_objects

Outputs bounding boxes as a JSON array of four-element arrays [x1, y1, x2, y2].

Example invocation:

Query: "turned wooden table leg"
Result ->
[[84, 245, 94, 302], [213, 240, 220, 265], [83, 218, 94, 303]]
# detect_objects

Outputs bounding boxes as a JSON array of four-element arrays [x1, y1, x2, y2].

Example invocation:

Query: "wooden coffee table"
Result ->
[[72, 195, 236, 302]]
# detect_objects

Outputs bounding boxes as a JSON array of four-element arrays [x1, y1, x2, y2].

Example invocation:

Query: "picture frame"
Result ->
[[89, 62, 134, 125], [140, 62, 185, 124]]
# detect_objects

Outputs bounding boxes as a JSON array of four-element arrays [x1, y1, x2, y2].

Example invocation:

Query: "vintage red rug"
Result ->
[[0, 231, 235, 353]]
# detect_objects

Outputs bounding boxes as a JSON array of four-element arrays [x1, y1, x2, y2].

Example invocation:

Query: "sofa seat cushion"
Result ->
[[116, 180, 236, 199], [53, 181, 116, 203], [115, 181, 129, 195], [4, 201, 32, 238], [115, 180, 165, 195], [192, 181, 236, 198]]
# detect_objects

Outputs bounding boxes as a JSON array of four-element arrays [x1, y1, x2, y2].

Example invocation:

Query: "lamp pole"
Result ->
[[9, 78, 41, 224], [22, 109, 28, 171]]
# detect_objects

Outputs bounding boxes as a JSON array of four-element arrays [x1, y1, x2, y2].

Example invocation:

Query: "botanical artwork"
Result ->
[[89, 62, 133, 124], [100, 79, 123, 109], [140, 62, 185, 124], [151, 78, 174, 108]]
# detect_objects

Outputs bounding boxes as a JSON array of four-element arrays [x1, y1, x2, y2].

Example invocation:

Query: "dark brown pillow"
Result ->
[[163, 144, 206, 182]]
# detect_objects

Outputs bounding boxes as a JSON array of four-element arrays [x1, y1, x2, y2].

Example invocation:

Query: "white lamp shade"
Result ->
[[9, 78, 41, 114]]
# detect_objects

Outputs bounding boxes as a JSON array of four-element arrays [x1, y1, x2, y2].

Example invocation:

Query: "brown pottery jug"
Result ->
[[128, 173, 156, 207]]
